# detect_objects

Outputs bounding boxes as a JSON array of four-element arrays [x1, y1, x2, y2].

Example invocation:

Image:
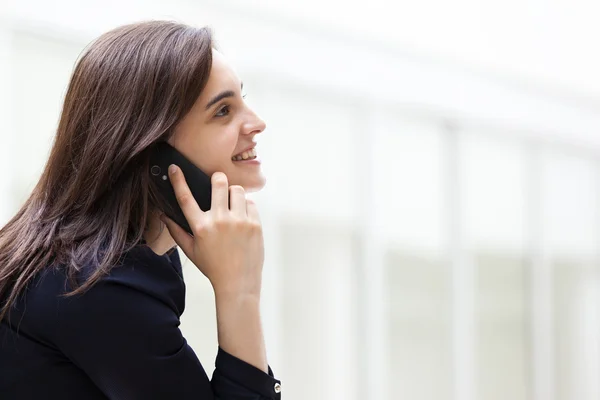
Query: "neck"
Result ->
[[143, 211, 177, 255]]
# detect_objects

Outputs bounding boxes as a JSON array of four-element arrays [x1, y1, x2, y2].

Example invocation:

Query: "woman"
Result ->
[[0, 20, 281, 399]]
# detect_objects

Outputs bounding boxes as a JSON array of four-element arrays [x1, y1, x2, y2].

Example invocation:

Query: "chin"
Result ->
[[241, 175, 267, 193]]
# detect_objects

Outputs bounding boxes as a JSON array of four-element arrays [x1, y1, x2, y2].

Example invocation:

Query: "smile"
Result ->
[[232, 147, 257, 161]]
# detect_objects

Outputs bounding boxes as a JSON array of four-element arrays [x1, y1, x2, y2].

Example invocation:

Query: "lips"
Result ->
[[233, 144, 256, 157], [232, 147, 257, 161]]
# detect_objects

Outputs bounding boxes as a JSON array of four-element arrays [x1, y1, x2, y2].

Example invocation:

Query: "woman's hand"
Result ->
[[161, 165, 264, 298]]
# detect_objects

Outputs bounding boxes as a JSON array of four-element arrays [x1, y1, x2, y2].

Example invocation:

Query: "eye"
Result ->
[[215, 104, 231, 118]]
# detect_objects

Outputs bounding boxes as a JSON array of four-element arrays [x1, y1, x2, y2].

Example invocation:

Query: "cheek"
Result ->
[[195, 132, 239, 173], [212, 130, 238, 159], [171, 123, 240, 176]]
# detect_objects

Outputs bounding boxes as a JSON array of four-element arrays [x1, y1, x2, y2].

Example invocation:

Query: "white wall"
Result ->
[[211, 0, 600, 100]]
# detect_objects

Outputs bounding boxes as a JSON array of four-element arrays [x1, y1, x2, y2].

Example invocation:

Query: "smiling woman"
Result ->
[[168, 49, 267, 198], [0, 20, 280, 400]]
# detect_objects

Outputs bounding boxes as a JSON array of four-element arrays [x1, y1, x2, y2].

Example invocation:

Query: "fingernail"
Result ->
[[169, 164, 177, 175]]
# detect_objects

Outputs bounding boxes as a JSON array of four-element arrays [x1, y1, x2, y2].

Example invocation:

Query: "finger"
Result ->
[[161, 214, 194, 254], [168, 164, 204, 234], [229, 185, 247, 218], [246, 198, 261, 224], [210, 172, 229, 213]]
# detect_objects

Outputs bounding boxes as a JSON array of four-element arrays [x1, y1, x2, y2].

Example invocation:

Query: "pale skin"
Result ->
[[143, 49, 269, 373]]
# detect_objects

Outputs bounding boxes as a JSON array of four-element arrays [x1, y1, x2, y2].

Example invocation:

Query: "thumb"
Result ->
[[161, 214, 194, 255]]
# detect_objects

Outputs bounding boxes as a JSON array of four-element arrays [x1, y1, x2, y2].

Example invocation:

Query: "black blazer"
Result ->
[[0, 245, 281, 399]]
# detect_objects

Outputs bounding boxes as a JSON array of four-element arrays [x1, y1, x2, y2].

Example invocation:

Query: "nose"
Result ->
[[243, 108, 266, 135]]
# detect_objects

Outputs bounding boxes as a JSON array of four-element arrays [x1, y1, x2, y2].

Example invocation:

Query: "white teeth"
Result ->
[[232, 148, 257, 161]]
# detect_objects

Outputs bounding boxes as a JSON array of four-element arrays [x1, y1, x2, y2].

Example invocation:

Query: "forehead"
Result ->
[[200, 50, 241, 95]]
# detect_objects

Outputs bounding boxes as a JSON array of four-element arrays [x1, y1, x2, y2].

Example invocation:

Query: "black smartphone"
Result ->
[[149, 142, 212, 236]]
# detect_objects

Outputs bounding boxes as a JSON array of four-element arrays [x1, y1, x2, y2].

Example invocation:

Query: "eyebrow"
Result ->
[[204, 82, 244, 111]]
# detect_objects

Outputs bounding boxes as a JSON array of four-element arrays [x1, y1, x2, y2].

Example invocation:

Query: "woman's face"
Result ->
[[168, 49, 266, 192]]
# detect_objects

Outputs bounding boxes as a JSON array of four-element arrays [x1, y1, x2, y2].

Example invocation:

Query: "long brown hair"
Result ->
[[0, 20, 213, 322]]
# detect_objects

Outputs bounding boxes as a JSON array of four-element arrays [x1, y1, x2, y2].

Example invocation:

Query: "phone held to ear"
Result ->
[[149, 142, 212, 236]]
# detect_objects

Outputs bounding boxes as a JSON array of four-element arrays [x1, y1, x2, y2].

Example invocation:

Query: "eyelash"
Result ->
[[215, 94, 247, 118], [215, 105, 231, 118]]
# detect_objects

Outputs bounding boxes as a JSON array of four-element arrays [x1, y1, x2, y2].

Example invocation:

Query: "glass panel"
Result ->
[[386, 250, 452, 400], [553, 259, 600, 400], [460, 132, 527, 252], [475, 252, 530, 400], [542, 150, 600, 400], [542, 150, 599, 258], [370, 114, 449, 399], [370, 114, 445, 253], [280, 221, 360, 400], [460, 133, 530, 399], [261, 89, 360, 223]]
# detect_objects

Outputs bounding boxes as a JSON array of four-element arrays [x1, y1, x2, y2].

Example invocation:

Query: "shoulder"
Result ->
[[97, 245, 187, 315], [10, 247, 208, 396], [16, 246, 187, 340], [67, 245, 186, 316]]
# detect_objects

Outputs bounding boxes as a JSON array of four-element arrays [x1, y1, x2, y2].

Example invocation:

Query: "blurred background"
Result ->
[[1, 1, 600, 399]]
